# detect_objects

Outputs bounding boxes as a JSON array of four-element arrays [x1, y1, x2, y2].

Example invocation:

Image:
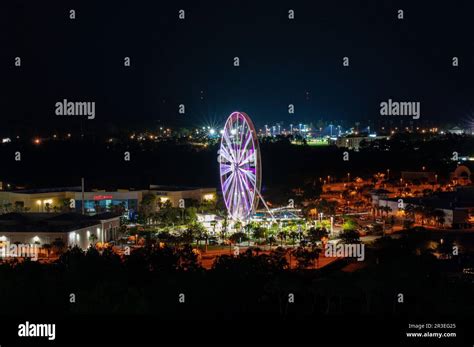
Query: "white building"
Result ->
[[0, 212, 121, 250]]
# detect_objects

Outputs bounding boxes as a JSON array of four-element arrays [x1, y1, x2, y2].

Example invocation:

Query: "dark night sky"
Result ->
[[2, 0, 474, 134]]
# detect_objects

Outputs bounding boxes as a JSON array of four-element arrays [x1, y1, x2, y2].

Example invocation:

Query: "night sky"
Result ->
[[3, 0, 474, 134]]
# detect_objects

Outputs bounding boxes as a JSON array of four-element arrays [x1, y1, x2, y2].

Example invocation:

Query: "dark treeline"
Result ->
[[0, 133, 471, 189], [1, 236, 473, 317]]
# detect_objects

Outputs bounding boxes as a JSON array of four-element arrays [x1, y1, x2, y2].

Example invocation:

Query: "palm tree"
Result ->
[[4, 203, 13, 213], [60, 198, 71, 212], [267, 235, 277, 250], [14, 201, 25, 212], [139, 193, 157, 225], [234, 221, 242, 232], [289, 231, 299, 245], [88, 233, 98, 246], [252, 226, 266, 245], [277, 230, 286, 246]]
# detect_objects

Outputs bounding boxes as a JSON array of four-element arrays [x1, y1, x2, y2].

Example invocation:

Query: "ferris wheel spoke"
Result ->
[[240, 167, 256, 186], [238, 131, 252, 162], [223, 131, 237, 162], [238, 119, 247, 161], [220, 146, 235, 164], [239, 170, 254, 208], [222, 171, 235, 193], [240, 172, 256, 203], [239, 151, 256, 166], [232, 115, 241, 161], [232, 175, 240, 217], [225, 177, 236, 213], [236, 171, 250, 212], [220, 164, 233, 176]]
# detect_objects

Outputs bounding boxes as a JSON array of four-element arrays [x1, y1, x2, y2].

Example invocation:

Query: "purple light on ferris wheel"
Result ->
[[219, 111, 262, 221]]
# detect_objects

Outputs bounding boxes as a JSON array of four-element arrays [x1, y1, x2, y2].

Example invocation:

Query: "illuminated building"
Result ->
[[0, 212, 121, 250]]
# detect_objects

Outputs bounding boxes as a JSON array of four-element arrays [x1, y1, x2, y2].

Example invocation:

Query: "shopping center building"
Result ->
[[0, 185, 217, 215]]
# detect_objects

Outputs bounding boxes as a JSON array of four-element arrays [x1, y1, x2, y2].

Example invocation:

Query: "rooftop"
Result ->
[[0, 212, 121, 233]]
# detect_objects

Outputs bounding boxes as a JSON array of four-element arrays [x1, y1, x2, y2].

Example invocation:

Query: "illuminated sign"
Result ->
[[93, 195, 113, 200]]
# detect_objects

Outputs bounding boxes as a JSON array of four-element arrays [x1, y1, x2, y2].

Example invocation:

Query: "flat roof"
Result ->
[[0, 212, 120, 233], [380, 192, 474, 210], [8, 187, 82, 194], [149, 185, 215, 192], [5, 186, 216, 194]]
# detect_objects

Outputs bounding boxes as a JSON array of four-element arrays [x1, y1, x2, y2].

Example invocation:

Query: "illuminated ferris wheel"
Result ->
[[219, 111, 262, 221]]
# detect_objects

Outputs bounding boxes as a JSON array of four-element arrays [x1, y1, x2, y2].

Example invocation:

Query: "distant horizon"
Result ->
[[5, 1, 474, 132]]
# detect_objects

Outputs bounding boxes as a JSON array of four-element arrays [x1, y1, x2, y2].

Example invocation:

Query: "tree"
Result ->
[[1, 203, 13, 214], [139, 193, 157, 225], [42, 244, 52, 258], [186, 222, 207, 248], [252, 226, 266, 244], [292, 246, 320, 269], [51, 238, 66, 255], [60, 198, 71, 212], [288, 230, 299, 245], [267, 235, 277, 249], [307, 227, 328, 245], [229, 232, 248, 245], [234, 221, 242, 232], [14, 201, 25, 212], [339, 230, 360, 244], [89, 233, 98, 246], [342, 218, 358, 232], [277, 230, 287, 246]]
